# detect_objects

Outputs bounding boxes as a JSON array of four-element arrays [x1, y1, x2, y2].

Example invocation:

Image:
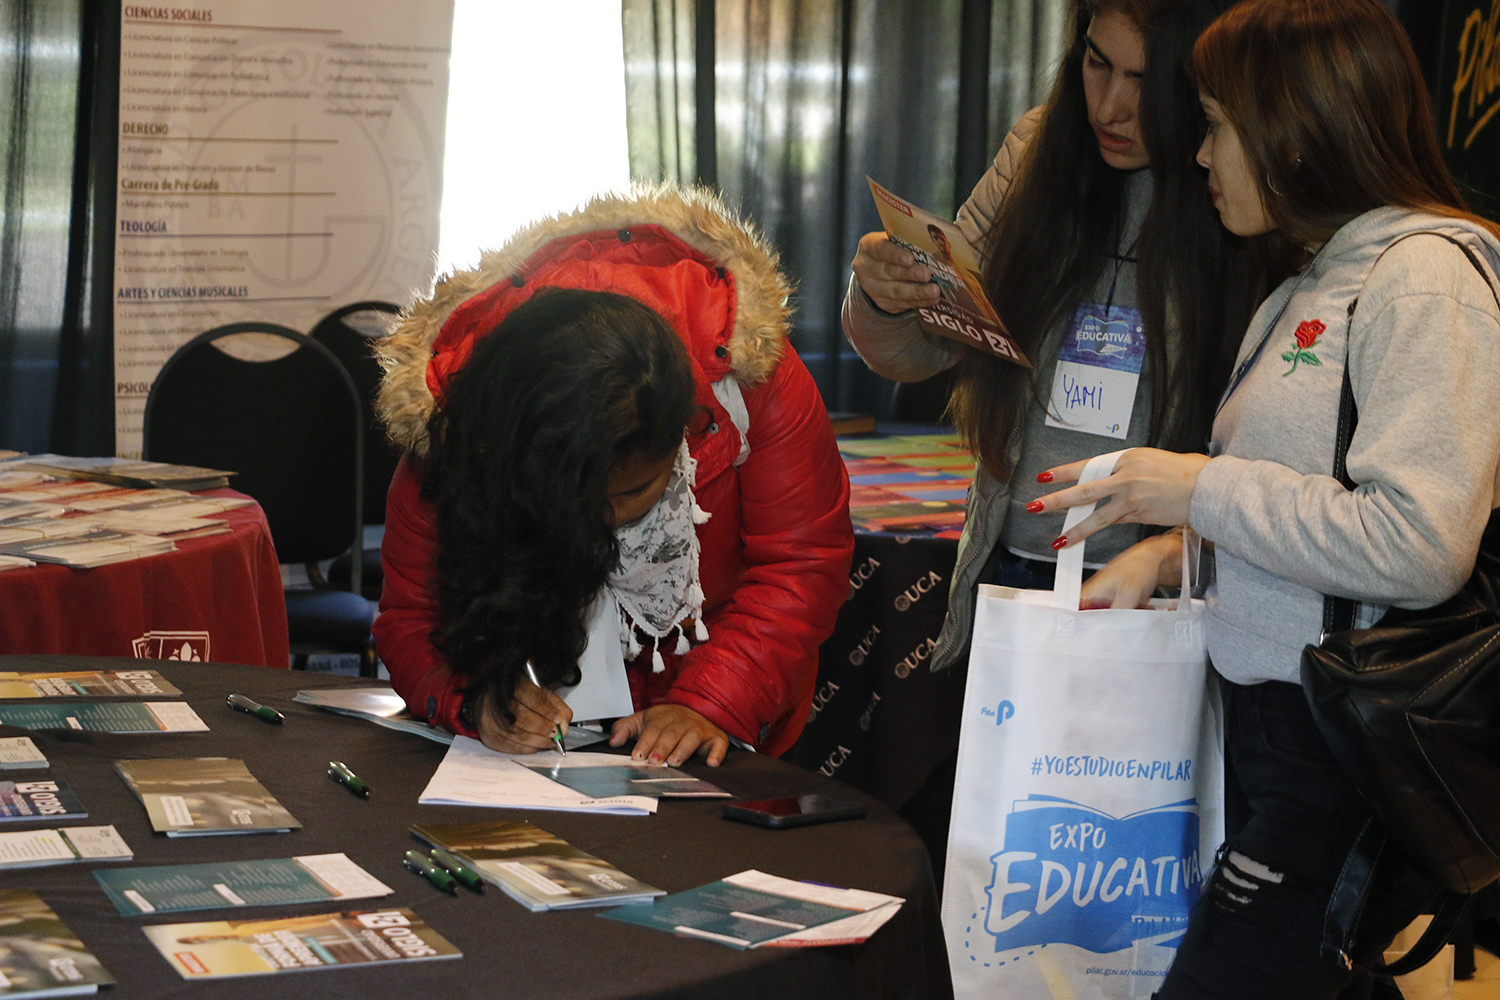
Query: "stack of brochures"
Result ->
[[0, 889, 115, 995], [115, 758, 301, 836], [411, 820, 665, 911], [293, 686, 454, 745], [95, 853, 394, 916], [602, 869, 904, 949], [0, 701, 207, 734], [143, 907, 461, 979], [0, 778, 87, 823], [0, 527, 176, 568], [15, 456, 233, 492]]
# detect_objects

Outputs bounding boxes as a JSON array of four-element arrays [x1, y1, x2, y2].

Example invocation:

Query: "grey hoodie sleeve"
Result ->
[[841, 108, 1043, 383], [1191, 235, 1500, 608]]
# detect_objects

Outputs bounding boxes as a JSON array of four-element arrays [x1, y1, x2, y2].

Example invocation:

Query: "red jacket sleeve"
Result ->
[[373, 457, 478, 738], [663, 349, 855, 755]]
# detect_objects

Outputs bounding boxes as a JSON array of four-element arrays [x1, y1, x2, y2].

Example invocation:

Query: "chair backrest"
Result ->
[[142, 322, 364, 586], [309, 301, 402, 526]]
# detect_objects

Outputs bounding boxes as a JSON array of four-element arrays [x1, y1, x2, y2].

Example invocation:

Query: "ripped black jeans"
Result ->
[[1156, 679, 1440, 1000]]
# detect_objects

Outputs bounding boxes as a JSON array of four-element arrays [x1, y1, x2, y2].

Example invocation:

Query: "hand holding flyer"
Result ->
[[866, 178, 1030, 367]]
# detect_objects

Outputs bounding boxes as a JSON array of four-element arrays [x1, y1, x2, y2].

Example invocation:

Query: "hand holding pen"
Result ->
[[523, 661, 567, 756]]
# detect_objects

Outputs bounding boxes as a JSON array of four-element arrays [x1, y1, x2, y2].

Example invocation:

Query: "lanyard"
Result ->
[[1213, 245, 1327, 422], [1102, 236, 1139, 314]]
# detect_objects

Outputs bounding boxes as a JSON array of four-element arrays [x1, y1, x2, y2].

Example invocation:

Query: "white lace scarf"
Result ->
[[607, 440, 711, 671]]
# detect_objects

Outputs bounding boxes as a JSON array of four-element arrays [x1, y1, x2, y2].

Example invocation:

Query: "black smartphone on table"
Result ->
[[722, 794, 868, 829]]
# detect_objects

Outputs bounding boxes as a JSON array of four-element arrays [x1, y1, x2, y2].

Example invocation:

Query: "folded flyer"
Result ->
[[0, 888, 115, 997], [0, 737, 47, 770], [418, 736, 656, 815], [0, 668, 179, 700], [410, 819, 664, 912], [0, 701, 206, 734], [602, 869, 903, 949], [96, 853, 394, 916], [142, 907, 461, 978], [0, 779, 86, 823], [293, 687, 606, 749], [115, 758, 300, 836], [867, 177, 1029, 367], [0, 826, 132, 868]]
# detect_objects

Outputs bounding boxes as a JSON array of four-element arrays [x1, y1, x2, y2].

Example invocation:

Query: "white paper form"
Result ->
[[418, 737, 657, 815], [557, 590, 636, 722]]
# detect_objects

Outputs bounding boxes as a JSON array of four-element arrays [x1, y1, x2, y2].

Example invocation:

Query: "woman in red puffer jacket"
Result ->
[[373, 185, 853, 765]]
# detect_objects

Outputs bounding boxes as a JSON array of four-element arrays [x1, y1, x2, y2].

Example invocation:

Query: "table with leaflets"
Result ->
[[784, 432, 972, 874], [0, 653, 951, 1000], [0, 489, 289, 669]]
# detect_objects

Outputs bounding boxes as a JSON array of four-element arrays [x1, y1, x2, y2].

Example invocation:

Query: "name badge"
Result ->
[[1044, 302, 1145, 440]]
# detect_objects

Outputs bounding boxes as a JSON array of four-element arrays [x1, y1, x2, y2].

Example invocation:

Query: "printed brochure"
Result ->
[[601, 869, 903, 949], [517, 754, 731, 799], [0, 780, 86, 824], [0, 737, 47, 770], [0, 668, 179, 700], [115, 758, 300, 836], [0, 702, 205, 734], [867, 177, 1029, 367], [95, 853, 394, 916], [142, 907, 461, 978], [0, 888, 115, 997], [410, 820, 665, 912], [0, 827, 132, 869]]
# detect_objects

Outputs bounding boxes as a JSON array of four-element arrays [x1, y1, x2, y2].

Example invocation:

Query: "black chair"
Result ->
[[309, 301, 402, 600], [142, 322, 377, 676]]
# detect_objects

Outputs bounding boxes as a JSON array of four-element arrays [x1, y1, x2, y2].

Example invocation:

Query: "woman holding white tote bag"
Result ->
[[1031, 2, 1500, 996]]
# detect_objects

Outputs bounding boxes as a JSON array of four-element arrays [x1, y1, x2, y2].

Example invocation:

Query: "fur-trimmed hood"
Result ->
[[376, 183, 794, 456]]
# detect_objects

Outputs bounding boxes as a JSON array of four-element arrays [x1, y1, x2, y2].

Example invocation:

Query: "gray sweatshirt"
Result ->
[[1191, 207, 1500, 685]]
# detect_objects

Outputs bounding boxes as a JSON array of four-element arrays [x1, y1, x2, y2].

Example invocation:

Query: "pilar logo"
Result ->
[[982, 795, 1202, 954], [131, 630, 210, 662]]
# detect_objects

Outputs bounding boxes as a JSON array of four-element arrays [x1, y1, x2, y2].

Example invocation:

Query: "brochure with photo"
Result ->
[[0, 668, 180, 700], [866, 177, 1029, 367], [518, 754, 730, 799], [0, 779, 86, 824], [115, 758, 300, 836], [0, 888, 115, 997], [141, 907, 461, 978], [410, 819, 665, 912]]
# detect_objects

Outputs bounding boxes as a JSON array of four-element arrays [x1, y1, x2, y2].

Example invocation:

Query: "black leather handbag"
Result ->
[[1299, 231, 1500, 975]]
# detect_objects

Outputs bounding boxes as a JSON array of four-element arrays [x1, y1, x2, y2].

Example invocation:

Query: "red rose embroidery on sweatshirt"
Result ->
[[1283, 319, 1326, 375]]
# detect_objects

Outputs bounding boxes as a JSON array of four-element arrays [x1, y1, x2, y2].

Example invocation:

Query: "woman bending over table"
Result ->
[[1032, 2, 1500, 995], [373, 188, 854, 767]]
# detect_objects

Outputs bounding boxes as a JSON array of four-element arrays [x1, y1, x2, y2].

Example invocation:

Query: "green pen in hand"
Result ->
[[404, 850, 457, 894], [523, 661, 567, 756], [429, 847, 484, 892]]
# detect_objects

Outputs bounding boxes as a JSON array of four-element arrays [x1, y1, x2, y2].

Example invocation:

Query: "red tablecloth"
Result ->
[[0, 490, 289, 667]]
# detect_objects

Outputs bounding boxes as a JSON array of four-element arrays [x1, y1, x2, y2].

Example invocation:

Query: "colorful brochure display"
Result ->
[[142, 908, 461, 979], [602, 869, 904, 949], [0, 827, 131, 869], [0, 889, 115, 997], [410, 820, 664, 912], [0, 780, 86, 824], [0, 702, 206, 734], [115, 758, 300, 836], [95, 853, 394, 916]]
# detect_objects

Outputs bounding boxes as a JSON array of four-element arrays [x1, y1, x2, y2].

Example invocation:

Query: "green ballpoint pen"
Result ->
[[327, 760, 371, 798], [429, 848, 484, 892], [403, 850, 457, 894], [523, 661, 567, 756], [226, 692, 284, 724]]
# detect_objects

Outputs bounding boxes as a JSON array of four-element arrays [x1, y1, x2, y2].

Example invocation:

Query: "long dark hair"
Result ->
[[421, 288, 696, 717], [951, 0, 1265, 479], [1192, 0, 1500, 255]]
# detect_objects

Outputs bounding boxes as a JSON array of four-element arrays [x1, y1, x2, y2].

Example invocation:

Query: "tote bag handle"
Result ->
[[1051, 449, 1195, 612]]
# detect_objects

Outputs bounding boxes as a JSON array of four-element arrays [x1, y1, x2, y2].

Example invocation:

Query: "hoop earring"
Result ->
[[1266, 172, 1283, 197]]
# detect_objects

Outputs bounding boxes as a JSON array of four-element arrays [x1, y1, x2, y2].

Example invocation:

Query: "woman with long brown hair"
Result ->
[[1031, 1, 1500, 994], [844, 0, 1265, 671]]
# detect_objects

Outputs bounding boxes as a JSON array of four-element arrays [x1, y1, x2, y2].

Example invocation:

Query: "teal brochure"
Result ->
[[93, 852, 393, 915], [0, 701, 206, 733], [518, 759, 729, 799]]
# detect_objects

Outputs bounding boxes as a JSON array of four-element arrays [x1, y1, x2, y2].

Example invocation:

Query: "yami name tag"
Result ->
[[1045, 303, 1145, 440]]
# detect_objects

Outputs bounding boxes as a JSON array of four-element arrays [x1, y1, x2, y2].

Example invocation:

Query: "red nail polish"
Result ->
[[1051, 536, 1068, 551], [1036, 471, 1054, 483], [1026, 500, 1044, 513]]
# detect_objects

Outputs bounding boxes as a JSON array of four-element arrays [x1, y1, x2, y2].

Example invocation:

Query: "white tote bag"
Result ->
[[942, 451, 1223, 999]]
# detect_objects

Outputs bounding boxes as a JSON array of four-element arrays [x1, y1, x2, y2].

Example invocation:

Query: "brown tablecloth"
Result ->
[[0, 654, 951, 1000]]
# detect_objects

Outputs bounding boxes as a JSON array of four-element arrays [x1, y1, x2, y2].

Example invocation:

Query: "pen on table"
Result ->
[[429, 847, 484, 893], [523, 660, 567, 756], [327, 760, 370, 798], [403, 850, 457, 894], [226, 692, 284, 725]]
